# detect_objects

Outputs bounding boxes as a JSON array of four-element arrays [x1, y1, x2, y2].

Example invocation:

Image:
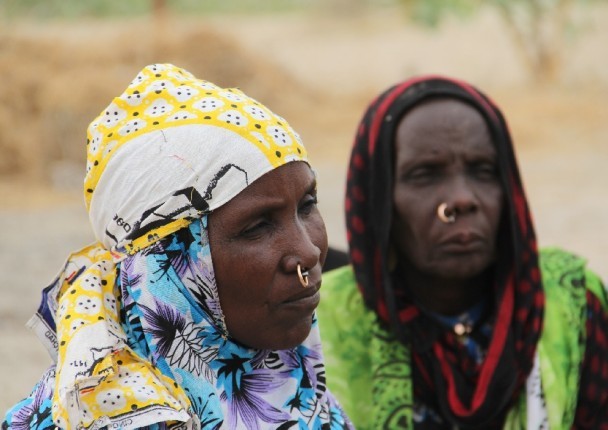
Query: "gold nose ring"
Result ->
[[297, 263, 309, 288], [437, 203, 456, 224]]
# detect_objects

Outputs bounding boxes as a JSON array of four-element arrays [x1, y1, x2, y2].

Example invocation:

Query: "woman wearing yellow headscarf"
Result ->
[[4, 64, 353, 430]]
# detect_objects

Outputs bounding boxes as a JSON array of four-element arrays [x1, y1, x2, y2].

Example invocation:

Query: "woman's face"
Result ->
[[209, 161, 328, 350], [392, 98, 504, 281]]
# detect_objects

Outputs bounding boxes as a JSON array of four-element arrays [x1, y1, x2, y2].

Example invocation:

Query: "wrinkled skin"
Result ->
[[209, 161, 328, 349], [392, 98, 504, 314]]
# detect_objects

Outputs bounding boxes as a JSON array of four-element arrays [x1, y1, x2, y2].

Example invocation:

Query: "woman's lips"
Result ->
[[281, 282, 321, 310], [441, 232, 485, 253]]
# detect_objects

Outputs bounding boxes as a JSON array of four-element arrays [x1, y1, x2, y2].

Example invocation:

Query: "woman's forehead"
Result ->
[[398, 97, 485, 125], [395, 99, 494, 152], [214, 161, 315, 216]]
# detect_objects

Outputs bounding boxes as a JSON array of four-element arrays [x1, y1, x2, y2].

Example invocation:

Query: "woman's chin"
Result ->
[[238, 321, 313, 351], [273, 321, 314, 350], [430, 257, 493, 281]]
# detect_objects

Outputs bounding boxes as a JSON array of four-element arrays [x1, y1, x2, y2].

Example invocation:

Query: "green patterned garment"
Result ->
[[317, 248, 607, 429]]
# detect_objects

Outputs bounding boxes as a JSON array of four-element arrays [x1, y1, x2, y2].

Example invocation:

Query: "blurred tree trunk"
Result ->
[[151, 0, 169, 56], [398, 0, 586, 84], [495, 0, 573, 84], [153, 0, 168, 20]]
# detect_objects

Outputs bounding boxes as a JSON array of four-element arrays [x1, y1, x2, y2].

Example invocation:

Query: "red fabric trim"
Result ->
[[451, 79, 502, 125], [398, 306, 419, 323], [510, 174, 529, 237], [436, 274, 515, 417], [367, 77, 424, 155], [414, 353, 433, 386], [470, 275, 515, 409]]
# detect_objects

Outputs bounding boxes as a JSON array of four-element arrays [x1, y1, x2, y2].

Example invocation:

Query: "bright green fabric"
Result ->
[[318, 248, 606, 429], [318, 265, 413, 429], [533, 248, 587, 429]]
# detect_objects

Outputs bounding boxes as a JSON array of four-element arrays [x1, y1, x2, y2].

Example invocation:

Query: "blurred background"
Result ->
[[1, 0, 606, 413]]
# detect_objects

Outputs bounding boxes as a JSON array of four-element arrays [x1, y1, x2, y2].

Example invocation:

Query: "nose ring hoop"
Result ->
[[437, 203, 456, 224], [297, 263, 309, 288]]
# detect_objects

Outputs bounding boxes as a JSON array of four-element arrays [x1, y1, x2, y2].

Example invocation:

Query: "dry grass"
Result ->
[[0, 17, 315, 181]]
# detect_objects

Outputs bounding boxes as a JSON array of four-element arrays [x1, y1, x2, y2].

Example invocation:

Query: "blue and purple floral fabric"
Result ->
[[4, 218, 351, 430]]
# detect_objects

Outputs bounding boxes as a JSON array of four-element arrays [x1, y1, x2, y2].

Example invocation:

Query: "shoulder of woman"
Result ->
[[539, 246, 588, 272], [317, 265, 376, 428], [539, 246, 607, 309], [4, 366, 56, 430], [317, 265, 377, 341], [321, 265, 357, 294], [319, 265, 370, 320]]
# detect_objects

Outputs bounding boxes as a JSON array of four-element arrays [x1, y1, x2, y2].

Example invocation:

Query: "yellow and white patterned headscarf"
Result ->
[[24, 64, 316, 430], [85, 63, 307, 254]]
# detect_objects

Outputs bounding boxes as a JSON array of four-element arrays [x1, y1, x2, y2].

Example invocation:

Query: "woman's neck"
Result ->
[[399, 265, 492, 316]]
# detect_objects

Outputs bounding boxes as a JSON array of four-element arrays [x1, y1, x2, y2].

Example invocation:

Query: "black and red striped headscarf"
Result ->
[[345, 76, 543, 428]]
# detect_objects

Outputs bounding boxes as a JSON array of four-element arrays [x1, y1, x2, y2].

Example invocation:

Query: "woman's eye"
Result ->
[[472, 162, 498, 180], [403, 166, 439, 183], [299, 195, 318, 215], [240, 220, 271, 239]]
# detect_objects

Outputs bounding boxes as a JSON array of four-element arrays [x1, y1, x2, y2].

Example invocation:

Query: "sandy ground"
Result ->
[[1, 6, 607, 414]]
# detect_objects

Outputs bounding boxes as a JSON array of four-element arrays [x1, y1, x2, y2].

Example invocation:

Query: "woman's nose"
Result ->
[[447, 176, 479, 216], [281, 221, 322, 274]]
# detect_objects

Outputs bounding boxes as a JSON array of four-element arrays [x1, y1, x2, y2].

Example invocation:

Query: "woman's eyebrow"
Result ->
[[397, 156, 445, 171], [306, 178, 318, 195]]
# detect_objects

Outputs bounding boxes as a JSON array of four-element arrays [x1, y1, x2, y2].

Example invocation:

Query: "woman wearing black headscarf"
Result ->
[[317, 76, 607, 429]]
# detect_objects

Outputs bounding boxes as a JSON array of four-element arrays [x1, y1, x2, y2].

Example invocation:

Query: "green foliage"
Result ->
[[4, 0, 103, 19], [399, 0, 570, 28], [398, 0, 479, 27], [0, 0, 150, 19], [168, 0, 310, 15], [398, 0, 600, 28], [396, 0, 601, 82], [0, 0, 311, 20]]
